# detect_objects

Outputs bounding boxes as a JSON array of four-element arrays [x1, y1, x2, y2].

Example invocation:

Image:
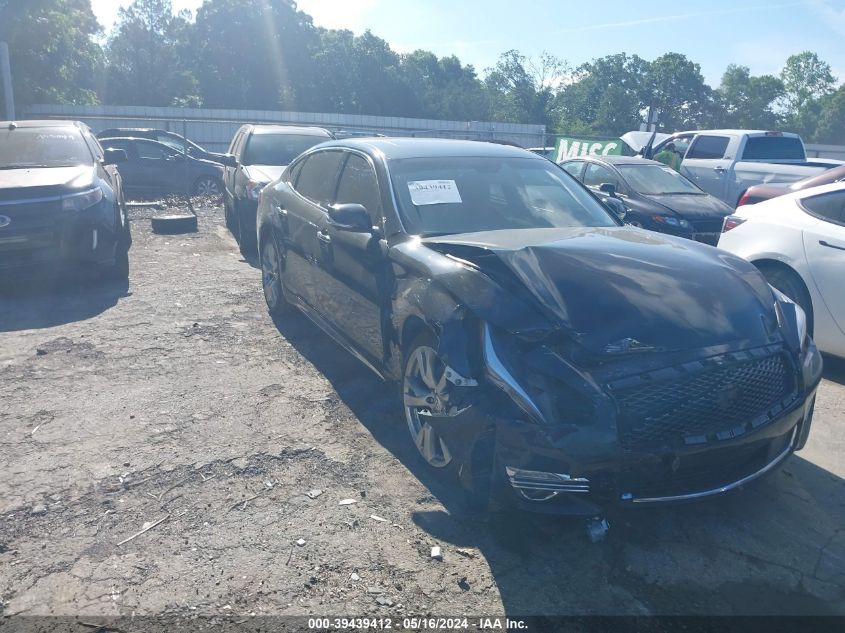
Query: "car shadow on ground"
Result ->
[[0, 273, 129, 333], [822, 353, 845, 386], [273, 311, 845, 616]]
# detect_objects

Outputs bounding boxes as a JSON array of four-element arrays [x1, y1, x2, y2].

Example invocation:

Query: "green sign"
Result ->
[[553, 136, 623, 162]]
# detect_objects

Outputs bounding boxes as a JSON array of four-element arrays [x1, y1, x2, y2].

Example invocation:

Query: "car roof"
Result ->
[[246, 125, 332, 137], [314, 138, 537, 160], [2, 119, 86, 130], [673, 129, 801, 138], [99, 136, 173, 147], [794, 180, 845, 199], [561, 155, 664, 167]]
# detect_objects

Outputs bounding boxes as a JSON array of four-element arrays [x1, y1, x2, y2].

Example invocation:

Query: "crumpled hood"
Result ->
[[244, 164, 286, 184], [423, 227, 777, 354], [642, 193, 732, 219], [0, 165, 94, 199]]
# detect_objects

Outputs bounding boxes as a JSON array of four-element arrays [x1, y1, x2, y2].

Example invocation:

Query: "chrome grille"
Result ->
[[610, 350, 796, 450]]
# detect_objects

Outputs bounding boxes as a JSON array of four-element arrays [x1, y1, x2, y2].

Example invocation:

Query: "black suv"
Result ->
[[223, 125, 333, 254], [0, 120, 131, 280]]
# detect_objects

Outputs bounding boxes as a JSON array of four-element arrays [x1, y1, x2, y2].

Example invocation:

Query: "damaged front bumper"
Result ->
[[435, 324, 824, 517]]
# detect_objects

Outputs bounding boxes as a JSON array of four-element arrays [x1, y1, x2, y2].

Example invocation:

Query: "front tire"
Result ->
[[237, 202, 257, 256], [402, 334, 456, 469]]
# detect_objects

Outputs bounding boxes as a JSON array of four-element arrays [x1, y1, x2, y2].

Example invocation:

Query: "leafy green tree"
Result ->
[[779, 52, 837, 138], [401, 51, 490, 120], [716, 65, 783, 129], [815, 85, 845, 144], [556, 53, 648, 135], [104, 0, 200, 106], [0, 0, 103, 107], [485, 50, 567, 126], [644, 53, 716, 131], [193, 0, 320, 110]]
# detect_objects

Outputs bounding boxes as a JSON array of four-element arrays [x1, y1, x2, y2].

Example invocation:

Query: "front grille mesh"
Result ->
[[611, 352, 795, 449]]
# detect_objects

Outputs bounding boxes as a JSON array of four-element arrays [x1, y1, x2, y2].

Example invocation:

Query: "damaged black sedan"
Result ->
[[256, 139, 823, 518]]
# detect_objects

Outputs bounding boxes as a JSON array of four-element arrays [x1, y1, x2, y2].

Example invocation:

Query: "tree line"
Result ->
[[2, 0, 844, 143]]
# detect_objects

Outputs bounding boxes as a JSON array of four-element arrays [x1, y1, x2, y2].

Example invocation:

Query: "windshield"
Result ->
[[242, 134, 328, 166], [618, 164, 703, 195], [390, 156, 618, 236], [0, 127, 93, 168]]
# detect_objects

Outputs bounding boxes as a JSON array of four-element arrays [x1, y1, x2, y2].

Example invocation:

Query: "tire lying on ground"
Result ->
[[151, 213, 198, 234]]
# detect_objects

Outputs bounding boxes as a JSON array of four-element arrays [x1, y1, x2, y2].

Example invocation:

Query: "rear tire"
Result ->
[[760, 264, 814, 337], [193, 176, 222, 197], [259, 233, 292, 317]]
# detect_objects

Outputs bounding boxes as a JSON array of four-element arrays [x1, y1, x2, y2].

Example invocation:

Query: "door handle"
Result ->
[[819, 240, 845, 252], [274, 205, 287, 217], [317, 230, 331, 244], [713, 166, 726, 174]]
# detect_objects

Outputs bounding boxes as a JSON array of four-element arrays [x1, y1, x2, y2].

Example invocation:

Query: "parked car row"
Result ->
[[1, 120, 836, 528], [630, 129, 842, 207]]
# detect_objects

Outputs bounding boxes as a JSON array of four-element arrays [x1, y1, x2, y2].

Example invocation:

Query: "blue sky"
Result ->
[[91, 0, 845, 86]]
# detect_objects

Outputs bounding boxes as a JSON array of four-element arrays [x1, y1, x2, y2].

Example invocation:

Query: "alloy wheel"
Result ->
[[403, 345, 453, 468], [194, 177, 221, 196]]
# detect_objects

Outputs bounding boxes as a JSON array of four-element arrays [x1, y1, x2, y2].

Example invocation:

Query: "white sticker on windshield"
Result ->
[[408, 180, 462, 206]]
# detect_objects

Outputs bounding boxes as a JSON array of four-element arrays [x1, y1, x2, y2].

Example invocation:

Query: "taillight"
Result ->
[[722, 215, 746, 233], [737, 191, 750, 207]]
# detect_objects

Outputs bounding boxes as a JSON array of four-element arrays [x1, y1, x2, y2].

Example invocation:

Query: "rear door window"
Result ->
[[583, 163, 620, 189], [801, 190, 845, 226], [136, 141, 172, 160], [686, 136, 730, 160], [293, 150, 345, 206], [560, 161, 585, 180]]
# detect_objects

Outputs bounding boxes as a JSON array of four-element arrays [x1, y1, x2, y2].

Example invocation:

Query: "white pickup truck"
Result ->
[[626, 129, 842, 207]]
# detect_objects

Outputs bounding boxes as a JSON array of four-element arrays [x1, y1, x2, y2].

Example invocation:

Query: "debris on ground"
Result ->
[[306, 489, 323, 499], [338, 498, 357, 506], [430, 546, 443, 561], [117, 515, 170, 546], [369, 514, 388, 522], [295, 539, 306, 547]]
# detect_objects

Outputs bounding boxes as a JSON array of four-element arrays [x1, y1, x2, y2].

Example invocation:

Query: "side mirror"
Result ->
[[102, 148, 127, 165], [218, 154, 238, 168], [599, 182, 617, 196], [604, 197, 627, 221], [328, 203, 371, 232]]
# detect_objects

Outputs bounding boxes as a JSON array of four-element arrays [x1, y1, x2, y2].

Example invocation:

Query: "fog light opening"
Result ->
[[505, 466, 590, 502]]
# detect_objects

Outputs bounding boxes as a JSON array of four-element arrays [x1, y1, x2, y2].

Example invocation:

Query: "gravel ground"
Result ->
[[1, 200, 843, 618]]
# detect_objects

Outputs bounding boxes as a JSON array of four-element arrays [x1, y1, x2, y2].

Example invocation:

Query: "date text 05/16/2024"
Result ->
[[307, 617, 529, 630]]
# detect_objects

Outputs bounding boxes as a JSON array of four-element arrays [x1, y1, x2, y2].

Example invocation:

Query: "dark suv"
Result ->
[[223, 125, 333, 254], [0, 120, 131, 280]]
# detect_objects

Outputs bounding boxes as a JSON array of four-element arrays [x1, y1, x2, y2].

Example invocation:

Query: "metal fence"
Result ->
[[23, 104, 548, 151]]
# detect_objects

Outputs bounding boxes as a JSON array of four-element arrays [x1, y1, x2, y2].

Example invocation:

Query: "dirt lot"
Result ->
[[1, 200, 844, 618]]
